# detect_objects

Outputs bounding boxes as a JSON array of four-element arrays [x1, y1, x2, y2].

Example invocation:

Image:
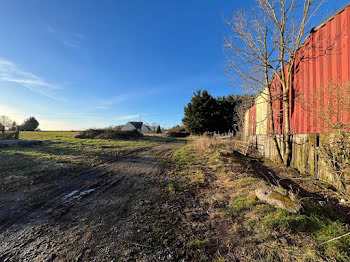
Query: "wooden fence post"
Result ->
[[15, 126, 19, 139]]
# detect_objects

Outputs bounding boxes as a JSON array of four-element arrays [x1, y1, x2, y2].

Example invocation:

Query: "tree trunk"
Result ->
[[267, 89, 284, 164], [283, 90, 292, 166]]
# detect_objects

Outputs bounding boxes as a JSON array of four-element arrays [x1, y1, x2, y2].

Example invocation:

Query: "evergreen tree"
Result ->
[[156, 125, 161, 133], [20, 117, 39, 131], [182, 90, 255, 135], [182, 90, 219, 134]]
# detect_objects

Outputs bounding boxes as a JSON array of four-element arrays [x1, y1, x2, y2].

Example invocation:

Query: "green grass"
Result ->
[[0, 131, 167, 193], [186, 237, 207, 248], [3, 131, 163, 163], [172, 146, 199, 167], [19, 131, 77, 140], [20, 131, 161, 149], [228, 196, 259, 216], [170, 146, 209, 186], [259, 202, 350, 260]]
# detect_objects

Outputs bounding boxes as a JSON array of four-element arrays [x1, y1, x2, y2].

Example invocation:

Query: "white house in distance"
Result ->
[[121, 121, 151, 133]]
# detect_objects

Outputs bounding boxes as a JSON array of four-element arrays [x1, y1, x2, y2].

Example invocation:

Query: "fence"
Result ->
[[0, 126, 19, 140]]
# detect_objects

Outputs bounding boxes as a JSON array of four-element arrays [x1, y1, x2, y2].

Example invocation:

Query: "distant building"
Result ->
[[121, 121, 151, 133]]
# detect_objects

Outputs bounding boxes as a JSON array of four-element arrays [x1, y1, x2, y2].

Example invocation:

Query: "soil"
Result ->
[[0, 143, 184, 261]]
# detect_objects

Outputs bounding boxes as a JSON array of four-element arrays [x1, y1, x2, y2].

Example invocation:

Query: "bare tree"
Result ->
[[260, 0, 325, 165], [0, 115, 12, 129], [225, 0, 325, 166], [224, 4, 284, 163]]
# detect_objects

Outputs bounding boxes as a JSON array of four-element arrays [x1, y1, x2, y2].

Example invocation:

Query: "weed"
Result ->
[[261, 209, 309, 231], [190, 136, 235, 154], [235, 177, 258, 188], [228, 197, 259, 216], [260, 202, 350, 260], [167, 183, 175, 194], [186, 237, 207, 248], [213, 257, 225, 262], [172, 146, 199, 167], [187, 170, 207, 185], [246, 218, 257, 229]]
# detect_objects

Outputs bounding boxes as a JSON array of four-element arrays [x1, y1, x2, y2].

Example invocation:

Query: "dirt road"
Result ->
[[0, 142, 183, 261]]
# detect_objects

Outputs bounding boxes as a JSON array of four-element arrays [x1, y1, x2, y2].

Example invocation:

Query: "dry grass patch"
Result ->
[[174, 135, 350, 261], [190, 135, 235, 154]]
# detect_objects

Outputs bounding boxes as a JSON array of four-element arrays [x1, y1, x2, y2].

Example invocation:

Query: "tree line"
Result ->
[[0, 116, 40, 131], [182, 90, 254, 135]]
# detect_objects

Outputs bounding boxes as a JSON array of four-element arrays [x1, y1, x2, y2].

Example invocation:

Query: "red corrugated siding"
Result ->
[[247, 5, 350, 136]]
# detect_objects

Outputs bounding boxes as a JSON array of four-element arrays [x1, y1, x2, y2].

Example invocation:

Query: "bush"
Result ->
[[190, 135, 235, 153], [74, 129, 143, 139], [167, 131, 190, 138], [168, 125, 186, 132], [20, 117, 39, 131], [166, 125, 190, 138]]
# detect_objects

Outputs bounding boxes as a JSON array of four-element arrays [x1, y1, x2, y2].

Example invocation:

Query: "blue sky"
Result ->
[[0, 0, 349, 130]]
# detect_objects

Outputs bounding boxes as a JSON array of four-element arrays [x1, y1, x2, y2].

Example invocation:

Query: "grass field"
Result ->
[[0, 131, 170, 198], [5, 131, 165, 164]]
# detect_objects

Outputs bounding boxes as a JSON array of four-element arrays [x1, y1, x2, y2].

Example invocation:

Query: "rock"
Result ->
[[255, 187, 301, 213]]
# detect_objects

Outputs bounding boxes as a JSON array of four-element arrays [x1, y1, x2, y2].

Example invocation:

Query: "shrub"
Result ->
[[167, 131, 190, 138], [319, 131, 350, 192], [20, 117, 39, 131], [74, 129, 143, 139], [166, 125, 190, 138], [190, 135, 236, 154]]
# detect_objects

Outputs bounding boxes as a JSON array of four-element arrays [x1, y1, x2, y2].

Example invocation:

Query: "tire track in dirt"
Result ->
[[0, 142, 183, 262]]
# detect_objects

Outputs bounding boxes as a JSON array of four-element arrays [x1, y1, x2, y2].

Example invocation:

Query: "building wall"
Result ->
[[244, 111, 250, 140], [256, 88, 269, 135]]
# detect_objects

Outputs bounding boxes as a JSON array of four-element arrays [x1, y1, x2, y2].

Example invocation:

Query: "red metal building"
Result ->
[[245, 3, 350, 136]]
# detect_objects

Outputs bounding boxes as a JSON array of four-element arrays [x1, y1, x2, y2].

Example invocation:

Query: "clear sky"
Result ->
[[0, 0, 349, 130]]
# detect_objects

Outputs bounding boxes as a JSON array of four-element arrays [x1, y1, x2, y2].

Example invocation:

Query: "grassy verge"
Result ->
[[162, 136, 350, 261]]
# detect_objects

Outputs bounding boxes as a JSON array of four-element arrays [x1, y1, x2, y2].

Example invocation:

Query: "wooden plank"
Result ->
[[233, 140, 251, 156]]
